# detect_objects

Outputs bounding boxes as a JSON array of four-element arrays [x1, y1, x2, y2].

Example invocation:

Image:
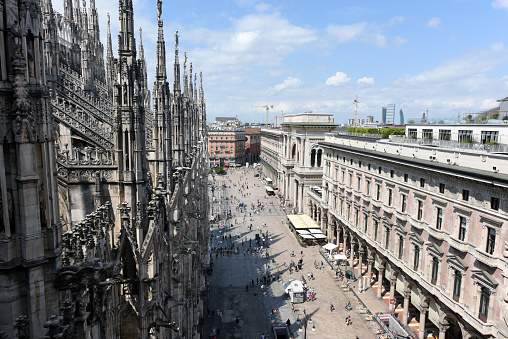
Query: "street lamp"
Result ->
[[298, 309, 315, 339]]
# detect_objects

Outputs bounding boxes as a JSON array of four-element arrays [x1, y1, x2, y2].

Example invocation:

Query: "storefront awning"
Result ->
[[287, 214, 321, 229]]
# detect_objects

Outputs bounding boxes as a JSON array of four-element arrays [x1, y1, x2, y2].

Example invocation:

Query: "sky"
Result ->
[[53, 0, 508, 124]]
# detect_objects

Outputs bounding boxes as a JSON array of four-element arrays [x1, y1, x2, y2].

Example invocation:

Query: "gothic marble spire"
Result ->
[[183, 52, 188, 95], [155, 0, 166, 81], [118, 0, 136, 55], [199, 70, 204, 101], [194, 72, 197, 102], [106, 13, 114, 93], [173, 30, 181, 94], [189, 62, 194, 100], [64, 0, 73, 21]]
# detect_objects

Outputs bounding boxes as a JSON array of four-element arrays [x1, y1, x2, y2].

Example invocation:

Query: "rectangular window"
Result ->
[[462, 189, 469, 201], [420, 178, 425, 188], [357, 177, 361, 190], [401, 194, 407, 213], [439, 183, 445, 194], [431, 257, 439, 285], [341, 170, 345, 183], [366, 180, 370, 195], [479, 287, 490, 322], [486, 227, 496, 255], [417, 200, 424, 221], [387, 188, 393, 206], [355, 209, 359, 226], [378, 166, 382, 174], [368, 164, 371, 171], [390, 170, 394, 178], [359, 161, 362, 168], [436, 207, 443, 230], [453, 271, 461, 302], [385, 228, 390, 249], [376, 184, 381, 200], [491, 197, 500, 211], [458, 130, 473, 143], [349, 173, 353, 186], [481, 131, 499, 144], [458, 216, 467, 241], [413, 246, 420, 271], [398, 236, 404, 259], [404, 173, 408, 183], [439, 129, 451, 141], [423, 129, 433, 140], [374, 221, 379, 241], [408, 129, 417, 139], [364, 217, 368, 233]]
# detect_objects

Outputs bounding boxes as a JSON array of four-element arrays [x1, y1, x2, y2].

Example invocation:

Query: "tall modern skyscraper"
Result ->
[[386, 104, 396, 124], [399, 108, 405, 125], [382, 107, 387, 123]]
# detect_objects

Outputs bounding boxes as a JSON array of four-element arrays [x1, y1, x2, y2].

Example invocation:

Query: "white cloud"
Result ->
[[388, 16, 404, 25], [274, 77, 302, 91], [326, 23, 368, 43], [326, 72, 351, 86], [358, 77, 375, 85], [400, 48, 508, 85], [492, 0, 508, 11], [492, 42, 504, 52], [254, 3, 272, 12], [326, 22, 388, 47], [393, 36, 408, 47], [427, 17, 441, 29]]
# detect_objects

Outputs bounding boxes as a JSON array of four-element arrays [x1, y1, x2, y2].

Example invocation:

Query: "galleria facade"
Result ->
[[0, 0, 209, 338], [261, 116, 508, 339]]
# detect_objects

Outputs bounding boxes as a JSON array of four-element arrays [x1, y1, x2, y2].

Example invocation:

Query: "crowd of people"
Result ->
[[206, 166, 368, 339]]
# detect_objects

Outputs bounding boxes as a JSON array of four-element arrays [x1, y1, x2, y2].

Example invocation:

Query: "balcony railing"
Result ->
[[390, 136, 508, 153]]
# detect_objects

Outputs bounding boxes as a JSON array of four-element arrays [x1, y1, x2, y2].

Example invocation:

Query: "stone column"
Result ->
[[367, 258, 373, 288], [418, 307, 428, 339], [389, 278, 396, 300], [438, 322, 449, 339], [358, 247, 364, 292], [299, 183, 305, 214], [349, 238, 355, 272], [377, 267, 385, 298], [403, 291, 410, 325], [341, 229, 347, 254]]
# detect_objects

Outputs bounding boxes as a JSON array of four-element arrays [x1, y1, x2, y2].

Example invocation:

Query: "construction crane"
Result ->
[[353, 96, 361, 128], [252, 103, 274, 126]]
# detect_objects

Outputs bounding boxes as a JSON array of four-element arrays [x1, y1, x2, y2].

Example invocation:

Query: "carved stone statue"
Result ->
[[157, 0, 162, 19]]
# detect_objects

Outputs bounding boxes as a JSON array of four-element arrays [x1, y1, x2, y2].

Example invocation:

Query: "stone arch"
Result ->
[[310, 148, 316, 167], [317, 148, 323, 167], [438, 311, 463, 339]]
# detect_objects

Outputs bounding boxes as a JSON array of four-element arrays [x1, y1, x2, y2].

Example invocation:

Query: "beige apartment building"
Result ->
[[311, 128, 508, 339], [261, 123, 508, 339]]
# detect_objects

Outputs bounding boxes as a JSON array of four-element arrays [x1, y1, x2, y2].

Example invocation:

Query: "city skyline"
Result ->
[[54, 0, 508, 123]]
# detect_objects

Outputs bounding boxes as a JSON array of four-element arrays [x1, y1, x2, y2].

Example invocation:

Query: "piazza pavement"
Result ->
[[202, 166, 390, 339]]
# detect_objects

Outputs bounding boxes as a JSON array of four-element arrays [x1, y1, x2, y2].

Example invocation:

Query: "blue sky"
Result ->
[[53, 0, 508, 124]]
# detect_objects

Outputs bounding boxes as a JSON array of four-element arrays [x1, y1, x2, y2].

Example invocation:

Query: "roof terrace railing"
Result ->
[[390, 136, 508, 153]]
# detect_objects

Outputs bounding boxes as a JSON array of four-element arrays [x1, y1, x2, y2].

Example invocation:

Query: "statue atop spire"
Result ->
[[175, 31, 179, 50], [157, 0, 162, 20], [139, 27, 144, 58]]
